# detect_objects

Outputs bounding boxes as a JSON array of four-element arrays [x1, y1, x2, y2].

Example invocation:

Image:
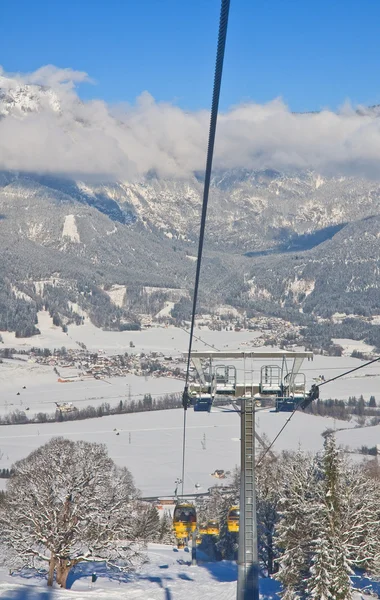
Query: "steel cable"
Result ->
[[180, 0, 231, 497], [256, 355, 380, 467]]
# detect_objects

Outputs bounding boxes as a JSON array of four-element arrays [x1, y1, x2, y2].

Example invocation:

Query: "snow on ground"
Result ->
[[0, 358, 183, 417], [0, 311, 261, 354], [336, 422, 380, 452], [156, 302, 175, 318], [332, 338, 375, 355], [0, 407, 350, 496], [62, 214, 80, 243], [104, 285, 127, 308], [0, 325, 379, 494], [1, 311, 79, 351], [0, 544, 372, 599], [3, 313, 380, 404], [2, 352, 380, 411], [0, 543, 236, 599]]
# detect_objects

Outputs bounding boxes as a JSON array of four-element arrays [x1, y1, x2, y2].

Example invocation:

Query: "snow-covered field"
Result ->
[[0, 323, 377, 599], [2, 317, 380, 422], [332, 337, 375, 355], [1, 351, 379, 420], [3, 310, 380, 398], [0, 406, 352, 496], [0, 544, 238, 600], [0, 311, 261, 354], [0, 358, 183, 417], [0, 320, 378, 494], [336, 423, 380, 451], [0, 544, 372, 599]]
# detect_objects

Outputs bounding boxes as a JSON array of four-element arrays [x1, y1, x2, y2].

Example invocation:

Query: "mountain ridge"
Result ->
[[1, 79, 380, 336]]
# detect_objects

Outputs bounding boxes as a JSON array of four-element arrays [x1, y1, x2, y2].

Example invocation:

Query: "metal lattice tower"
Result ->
[[237, 397, 259, 600], [185, 349, 313, 599]]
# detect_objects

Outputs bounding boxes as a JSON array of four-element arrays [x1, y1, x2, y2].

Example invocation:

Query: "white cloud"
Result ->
[[0, 65, 380, 180]]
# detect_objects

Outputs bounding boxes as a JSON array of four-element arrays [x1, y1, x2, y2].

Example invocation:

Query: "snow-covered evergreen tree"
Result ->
[[159, 511, 176, 544], [256, 454, 282, 575], [340, 462, 380, 575], [322, 435, 352, 600], [307, 531, 334, 600], [305, 435, 352, 600], [275, 450, 317, 599], [132, 503, 160, 542]]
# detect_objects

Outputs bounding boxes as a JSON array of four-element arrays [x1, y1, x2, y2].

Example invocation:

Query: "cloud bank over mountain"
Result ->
[[1, 65, 380, 180]]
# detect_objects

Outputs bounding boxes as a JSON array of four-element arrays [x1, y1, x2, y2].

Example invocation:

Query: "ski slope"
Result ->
[[0, 544, 372, 599]]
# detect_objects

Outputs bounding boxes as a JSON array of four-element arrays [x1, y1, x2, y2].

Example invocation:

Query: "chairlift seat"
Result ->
[[215, 383, 236, 395], [261, 384, 282, 394]]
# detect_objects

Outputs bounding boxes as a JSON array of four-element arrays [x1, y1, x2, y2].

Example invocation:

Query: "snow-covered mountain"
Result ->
[[0, 81, 61, 117], [2, 79, 380, 333]]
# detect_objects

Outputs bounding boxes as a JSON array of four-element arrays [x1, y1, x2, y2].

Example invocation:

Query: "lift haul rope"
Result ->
[[178, 0, 380, 488], [180, 0, 231, 497], [256, 355, 380, 467], [178, 325, 222, 353]]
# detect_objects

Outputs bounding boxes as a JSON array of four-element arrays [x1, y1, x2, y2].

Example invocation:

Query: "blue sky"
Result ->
[[1, 0, 380, 112]]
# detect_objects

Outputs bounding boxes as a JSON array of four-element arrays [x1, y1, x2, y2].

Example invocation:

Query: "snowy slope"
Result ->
[[0, 407, 349, 497], [0, 544, 238, 600], [0, 544, 372, 599]]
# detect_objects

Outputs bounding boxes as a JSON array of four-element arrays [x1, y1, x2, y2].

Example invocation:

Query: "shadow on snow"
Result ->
[[0, 590, 53, 599], [197, 560, 237, 583]]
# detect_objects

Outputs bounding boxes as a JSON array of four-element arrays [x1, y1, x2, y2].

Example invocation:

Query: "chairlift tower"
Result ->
[[237, 394, 258, 600], [186, 349, 313, 600]]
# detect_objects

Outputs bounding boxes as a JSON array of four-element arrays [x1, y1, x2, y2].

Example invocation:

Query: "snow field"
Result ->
[[0, 358, 183, 417], [0, 541, 236, 599], [3, 312, 380, 401], [0, 544, 372, 599], [0, 407, 348, 496], [62, 214, 80, 243], [0, 311, 261, 354]]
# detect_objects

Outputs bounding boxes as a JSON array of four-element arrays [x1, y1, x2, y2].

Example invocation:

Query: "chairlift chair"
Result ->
[[215, 365, 237, 395]]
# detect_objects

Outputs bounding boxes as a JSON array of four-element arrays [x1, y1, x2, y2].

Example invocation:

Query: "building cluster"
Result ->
[[29, 348, 185, 382], [194, 313, 302, 348]]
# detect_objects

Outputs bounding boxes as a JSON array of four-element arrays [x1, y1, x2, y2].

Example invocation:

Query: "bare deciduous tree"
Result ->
[[0, 437, 144, 588]]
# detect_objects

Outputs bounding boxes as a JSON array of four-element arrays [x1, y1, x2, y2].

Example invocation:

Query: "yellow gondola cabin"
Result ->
[[227, 506, 240, 533], [173, 503, 197, 539], [206, 519, 220, 536]]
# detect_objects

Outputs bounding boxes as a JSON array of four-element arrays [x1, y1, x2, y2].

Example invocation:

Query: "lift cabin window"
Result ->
[[174, 506, 196, 523], [229, 509, 240, 519]]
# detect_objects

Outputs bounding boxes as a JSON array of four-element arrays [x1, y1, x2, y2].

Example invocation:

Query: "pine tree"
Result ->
[[307, 530, 334, 600], [275, 451, 317, 599], [256, 454, 282, 575], [340, 462, 380, 575], [159, 512, 176, 544], [357, 396, 365, 417], [133, 504, 160, 542], [308, 435, 352, 600]]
